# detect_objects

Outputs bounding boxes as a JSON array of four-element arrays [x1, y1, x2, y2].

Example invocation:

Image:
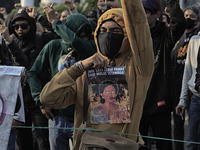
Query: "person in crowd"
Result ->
[[176, 33, 200, 150], [60, 10, 71, 22], [60, 0, 78, 23], [39, 0, 154, 149], [0, 9, 51, 150], [139, 0, 186, 149], [25, 6, 60, 40], [87, 10, 97, 23], [171, 5, 199, 150], [0, 33, 25, 150], [97, 0, 118, 19], [64, 0, 78, 14], [28, 4, 96, 150]]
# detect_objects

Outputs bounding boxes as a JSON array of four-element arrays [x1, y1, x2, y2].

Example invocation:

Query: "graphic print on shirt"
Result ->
[[87, 66, 131, 124]]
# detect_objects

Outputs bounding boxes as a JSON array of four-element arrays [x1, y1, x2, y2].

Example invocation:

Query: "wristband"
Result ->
[[75, 61, 85, 72]]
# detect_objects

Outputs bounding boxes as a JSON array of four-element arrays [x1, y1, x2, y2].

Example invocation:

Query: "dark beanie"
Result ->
[[142, 0, 161, 11]]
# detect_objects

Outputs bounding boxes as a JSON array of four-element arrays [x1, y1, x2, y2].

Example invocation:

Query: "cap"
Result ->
[[142, 0, 161, 11]]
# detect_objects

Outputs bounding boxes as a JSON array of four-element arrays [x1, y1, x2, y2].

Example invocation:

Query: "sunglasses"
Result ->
[[13, 24, 29, 30]]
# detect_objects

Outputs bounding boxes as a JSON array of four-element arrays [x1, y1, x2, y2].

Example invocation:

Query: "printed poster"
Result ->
[[87, 66, 131, 124]]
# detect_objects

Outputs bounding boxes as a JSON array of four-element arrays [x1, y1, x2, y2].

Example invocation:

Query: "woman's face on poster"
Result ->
[[101, 85, 116, 103]]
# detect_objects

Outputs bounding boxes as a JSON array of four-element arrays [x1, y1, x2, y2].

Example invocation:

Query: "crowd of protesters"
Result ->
[[1, 0, 200, 150]]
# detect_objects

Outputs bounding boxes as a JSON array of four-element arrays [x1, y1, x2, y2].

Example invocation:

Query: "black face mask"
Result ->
[[98, 32, 124, 59], [185, 18, 196, 29]]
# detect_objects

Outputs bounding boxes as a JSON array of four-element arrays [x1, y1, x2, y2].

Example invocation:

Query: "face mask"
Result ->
[[185, 18, 196, 29], [98, 32, 124, 59]]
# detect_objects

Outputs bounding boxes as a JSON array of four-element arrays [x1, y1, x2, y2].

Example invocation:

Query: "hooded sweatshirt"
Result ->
[[29, 13, 96, 121], [40, 0, 154, 149], [6, 10, 46, 111], [9, 10, 44, 70]]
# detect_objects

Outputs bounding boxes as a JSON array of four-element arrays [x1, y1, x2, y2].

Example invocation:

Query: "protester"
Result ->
[[171, 5, 199, 150], [87, 10, 97, 23], [40, 0, 154, 149], [139, 0, 186, 149], [60, 10, 70, 22], [64, 0, 78, 14], [176, 33, 200, 150], [0, 32, 26, 150], [97, 0, 118, 19], [0, 9, 51, 150], [28, 4, 97, 149]]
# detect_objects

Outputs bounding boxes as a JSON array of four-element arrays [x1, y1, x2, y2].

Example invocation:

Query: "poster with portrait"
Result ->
[[0, 66, 25, 149], [87, 66, 131, 124]]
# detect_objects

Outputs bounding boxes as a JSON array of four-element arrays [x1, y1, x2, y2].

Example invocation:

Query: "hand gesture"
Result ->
[[64, 0, 75, 10], [176, 104, 185, 116], [0, 7, 7, 19], [0, 25, 12, 43], [81, 53, 107, 70], [14, 3, 22, 9], [26, 6, 37, 19], [0, 7, 6, 15], [43, 4, 56, 24], [41, 106, 55, 120]]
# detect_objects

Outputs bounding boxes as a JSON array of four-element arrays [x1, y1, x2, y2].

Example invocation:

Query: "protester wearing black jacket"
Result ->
[[0, 9, 51, 150], [139, 0, 186, 149]]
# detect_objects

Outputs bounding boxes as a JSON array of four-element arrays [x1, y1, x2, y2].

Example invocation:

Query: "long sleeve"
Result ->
[[121, 0, 154, 77], [28, 42, 52, 107], [179, 44, 192, 107], [40, 65, 83, 108], [52, 20, 96, 58], [195, 47, 200, 92], [7, 40, 28, 68], [179, 35, 200, 107]]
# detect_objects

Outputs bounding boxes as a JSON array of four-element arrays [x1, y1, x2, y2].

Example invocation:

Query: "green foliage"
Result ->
[[36, 4, 70, 17], [37, 7, 43, 15], [76, 0, 98, 15], [53, 4, 70, 14], [11, 8, 18, 14]]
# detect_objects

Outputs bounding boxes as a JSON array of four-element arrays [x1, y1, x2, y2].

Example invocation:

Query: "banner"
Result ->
[[87, 66, 131, 124], [0, 66, 25, 150]]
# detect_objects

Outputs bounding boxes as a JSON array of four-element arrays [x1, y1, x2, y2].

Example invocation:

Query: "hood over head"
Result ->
[[10, 9, 36, 40], [64, 13, 92, 38], [94, 8, 131, 64]]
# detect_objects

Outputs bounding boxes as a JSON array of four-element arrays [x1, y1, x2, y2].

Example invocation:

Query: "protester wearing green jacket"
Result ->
[[29, 13, 96, 150]]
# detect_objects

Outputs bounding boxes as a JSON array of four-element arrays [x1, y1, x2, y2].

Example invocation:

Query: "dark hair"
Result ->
[[184, 5, 199, 20], [99, 84, 118, 94], [144, 8, 157, 15]]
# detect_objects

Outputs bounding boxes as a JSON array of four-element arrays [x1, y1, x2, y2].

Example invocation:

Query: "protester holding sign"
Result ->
[[40, 0, 154, 149]]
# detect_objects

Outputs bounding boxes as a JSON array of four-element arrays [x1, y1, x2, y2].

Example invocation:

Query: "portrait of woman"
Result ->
[[90, 83, 131, 124]]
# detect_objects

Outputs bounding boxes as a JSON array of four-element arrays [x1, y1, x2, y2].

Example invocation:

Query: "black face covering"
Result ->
[[186, 18, 197, 29], [98, 32, 124, 59]]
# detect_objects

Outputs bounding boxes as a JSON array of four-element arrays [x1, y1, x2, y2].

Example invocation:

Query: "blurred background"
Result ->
[[2, 0, 200, 17]]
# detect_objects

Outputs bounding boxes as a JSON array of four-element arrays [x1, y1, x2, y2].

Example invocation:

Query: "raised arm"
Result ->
[[121, 0, 154, 77]]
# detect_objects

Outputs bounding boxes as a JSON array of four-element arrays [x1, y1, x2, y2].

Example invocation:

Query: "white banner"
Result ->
[[0, 66, 25, 150]]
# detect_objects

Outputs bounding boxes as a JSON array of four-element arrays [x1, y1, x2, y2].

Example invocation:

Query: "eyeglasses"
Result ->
[[13, 24, 29, 30]]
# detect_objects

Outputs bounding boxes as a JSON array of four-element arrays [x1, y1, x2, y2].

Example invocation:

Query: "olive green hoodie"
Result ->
[[40, 0, 154, 149]]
